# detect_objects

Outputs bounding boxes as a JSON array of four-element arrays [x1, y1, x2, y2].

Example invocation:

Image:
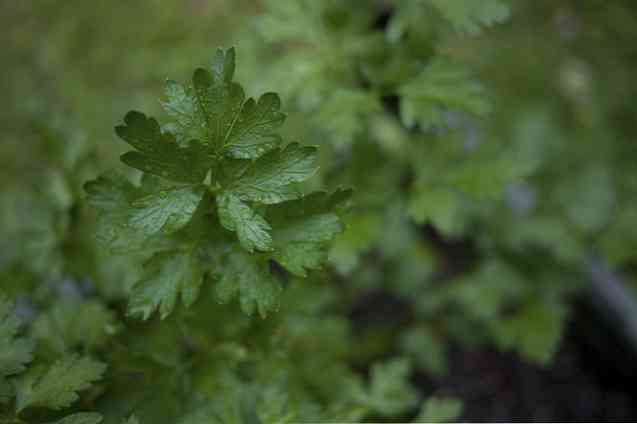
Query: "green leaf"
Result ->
[[165, 47, 285, 159], [329, 213, 383, 275], [313, 89, 381, 148], [226, 142, 318, 205], [400, 326, 448, 378], [255, 385, 298, 424], [128, 250, 204, 320], [0, 294, 34, 404], [223, 92, 286, 159], [16, 355, 106, 412], [85, 172, 138, 214], [46, 413, 103, 424], [177, 381, 298, 424], [428, 0, 510, 35], [217, 192, 273, 252], [414, 397, 463, 423], [399, 59, 490, 130], [87, 47, 344, 321], [217, 142, 319, 252], [84, 173, 150, 252], [355, 358, 419, 417], [491, 301, 567, 365], [408, 185, 465, 235], [556, 167, 615, 233], [0, 295, 34, 378], [122, 416, 140, 424], [443, 153, 531, 199], [216, 249, 282, 318], [191, 48, 244, 151], [116, 111, 209, 184], [0, 379, 12, 404], [269, 190, 349, 277], [257, 0, 326, 44], [32, 300, 116, 353], [451, 260, 526, 321], [129, 185, 204, 236]]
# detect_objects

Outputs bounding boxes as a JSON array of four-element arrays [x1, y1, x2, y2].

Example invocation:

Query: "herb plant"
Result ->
[[3, 0, 637, 422]]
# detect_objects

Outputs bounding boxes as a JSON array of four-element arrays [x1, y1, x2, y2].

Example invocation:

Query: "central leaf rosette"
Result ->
[[85, 48, 350, 320]]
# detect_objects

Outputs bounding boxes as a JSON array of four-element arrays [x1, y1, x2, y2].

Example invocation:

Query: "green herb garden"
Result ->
[[2, 0, 637, 422]]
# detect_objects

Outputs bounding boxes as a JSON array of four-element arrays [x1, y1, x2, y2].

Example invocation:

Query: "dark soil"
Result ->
[[424, 298, 637, 422]]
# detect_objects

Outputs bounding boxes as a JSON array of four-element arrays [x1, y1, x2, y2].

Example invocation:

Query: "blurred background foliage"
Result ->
[[2, 0, 637, 422]]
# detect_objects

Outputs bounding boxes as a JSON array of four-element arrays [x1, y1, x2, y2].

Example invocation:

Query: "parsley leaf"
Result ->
[[269, 189, 351, 277], [224, 142, 318, 204], [491, 301, 567, 365], [0, 295, 34, 404], [116, 111, 210, 184], [217, 192, 273, 252], [86, 48, 347, 319], [46, 413, 103, 424], [84, 172, 150, 252], [16, 355, 106, 412], [399, 59, 490, 130], [0, 295, 34, 380], [128, 250, 204, 320], [216, 248, 282, 318], [164, 48, 285, 159], [129, 185, 205, 236], [32, 300, 116, 353], [428, 0, 510, 35], [217, 142, 318, 252], [354, 358, 419, 417], [414, 397, 463, 423]]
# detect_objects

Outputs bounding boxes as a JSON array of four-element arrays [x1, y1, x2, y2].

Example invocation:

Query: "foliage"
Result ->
[[414, 397, 464, 423], [2, 0, 637, 422], [84, 48, 348, 321]]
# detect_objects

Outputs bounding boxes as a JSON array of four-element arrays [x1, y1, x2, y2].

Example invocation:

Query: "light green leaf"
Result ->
[[223, 92, 286, 159], [491, 301, 567, 365], [46, 413, 103, 424], [216, 249, 282, 318], [451, 260, 526, 321], [400, 326, 448, 377], [129, 185, 204, 236], [355, 358, 419, 417], [32, 300, 116, 353], [556, 167, 615, 233], [414, 397, 463, 423], [428, 0, 510, 35], [269, 190, 348, 276], [84, 172, 138, 214], [443, 152, 532, 199], [218, 192, 273, 252], [256, 385, 298, 424], [399, 59, 490, 130], [313, 89, 381, 148], [0, 379, 12, 404], [16, 355, 106, 412], [0, 294, 34, 404], [258, 0, 326, 44], [408, 185, 465, 235], [217, 143, 320, 252], [0, 295, 34, 378], [329, 213, 383, 275], [84, 173, 162, 252], [227, 142, 318, 205], [128, 250, 204, 320]]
